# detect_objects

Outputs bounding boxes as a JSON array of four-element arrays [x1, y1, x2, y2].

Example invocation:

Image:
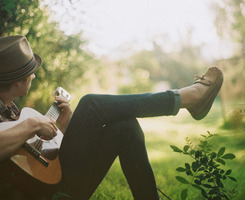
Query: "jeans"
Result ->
[[58, 91, 180, 200]]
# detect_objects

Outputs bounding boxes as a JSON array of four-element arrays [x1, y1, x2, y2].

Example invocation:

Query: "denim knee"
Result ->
[[78, 94, 98, 107], [76, 94, 104, 125]]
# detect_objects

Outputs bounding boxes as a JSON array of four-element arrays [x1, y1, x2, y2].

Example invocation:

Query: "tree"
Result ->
[[117, 39, 207, 94], [212, 0, 245, 57], [0, 0, 94, 112], [211, 0, 245, 100]]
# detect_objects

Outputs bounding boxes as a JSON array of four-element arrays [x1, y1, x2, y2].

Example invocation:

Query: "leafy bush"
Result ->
[[170, 132, 237, 200]]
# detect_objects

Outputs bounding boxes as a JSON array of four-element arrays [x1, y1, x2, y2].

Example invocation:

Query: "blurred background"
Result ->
[[0, 0, 244, 199]]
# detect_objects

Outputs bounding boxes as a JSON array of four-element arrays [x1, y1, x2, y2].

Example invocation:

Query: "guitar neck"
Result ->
[[45, 102, 60, 121]]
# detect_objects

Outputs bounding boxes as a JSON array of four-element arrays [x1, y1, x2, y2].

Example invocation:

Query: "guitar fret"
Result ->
[[46, 102, 60, 121]]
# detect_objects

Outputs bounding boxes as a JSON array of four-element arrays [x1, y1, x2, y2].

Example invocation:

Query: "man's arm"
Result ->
[[0, 116, 58, 161]]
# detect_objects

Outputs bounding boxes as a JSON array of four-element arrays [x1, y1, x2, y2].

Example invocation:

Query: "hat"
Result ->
[[0, 35, 42, 83]]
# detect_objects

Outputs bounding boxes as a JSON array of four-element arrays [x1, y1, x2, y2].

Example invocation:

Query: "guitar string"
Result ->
[[34, 103, 61, 151]]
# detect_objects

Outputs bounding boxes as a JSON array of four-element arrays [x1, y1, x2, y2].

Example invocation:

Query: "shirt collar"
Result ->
[[0, 99, 19, 115], [0, 99, 8, 114]]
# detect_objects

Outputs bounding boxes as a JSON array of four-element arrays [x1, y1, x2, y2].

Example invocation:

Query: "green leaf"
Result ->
[[208, 178, 214, 182], [194, 179, 201, 185], [201, 189, 208, 198], [192, 161, 200, 172], [192, 184, 203, 190], [214, 196, 222, 200], [195, 151, 201, 159], [200, 157, 208, 165], [220, 181, 224, 188], [190, 150, 196, 155], [175, 176, 189, 184], [205, 174, 211, 179], [216, 158, 226, 165], [185, 163, 191, 170], [176, 167, 186, 172], [225, 169, 232, 175], [217, 179, 224, 188], [203, 184, 213, 188], [222, 153, 236, 160], [202, 141, 208, 146], [181, 189, 188, 200], [210, 152, 217, 159], [170, 145, 183, 153], [228, 176, 237, 182], [217, 147, 226, 157], [186, 170, 193, 176], [183, 145, 189, 152]]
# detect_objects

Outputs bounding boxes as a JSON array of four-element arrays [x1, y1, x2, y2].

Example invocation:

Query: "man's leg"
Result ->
[[59, 118, 159, 199], [117, 119, 159, 200], [59, 91, 177, 199]]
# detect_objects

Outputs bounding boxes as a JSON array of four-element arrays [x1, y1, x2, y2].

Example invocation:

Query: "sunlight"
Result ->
[[42, 0, 234, 60]]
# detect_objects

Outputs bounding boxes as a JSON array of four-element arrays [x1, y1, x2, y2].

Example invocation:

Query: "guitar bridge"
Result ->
[[23, 143, 49, 167]]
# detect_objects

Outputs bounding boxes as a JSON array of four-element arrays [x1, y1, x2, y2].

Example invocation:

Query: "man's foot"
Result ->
[[178, 67, 223, 120]]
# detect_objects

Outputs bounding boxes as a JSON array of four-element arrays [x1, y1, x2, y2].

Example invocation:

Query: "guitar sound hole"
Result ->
[[41, 149, 59, 160]]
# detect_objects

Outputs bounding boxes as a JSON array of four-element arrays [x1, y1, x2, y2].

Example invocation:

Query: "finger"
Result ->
[[52, 129, 57, 137], [55, 96, 69, 103], [46, 116, 55, 124], [47, 116, 56, 123], [50, 122, 58, 131], [44, 128, 56, 140], [46, 117, 58, 131], [58, 102, 70, 109], [41, 134, 52, 140]]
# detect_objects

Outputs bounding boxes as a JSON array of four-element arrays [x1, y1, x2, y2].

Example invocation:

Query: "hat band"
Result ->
[[0, 56, 37, 82]]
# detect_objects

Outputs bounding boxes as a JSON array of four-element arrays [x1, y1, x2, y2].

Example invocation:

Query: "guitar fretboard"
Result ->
[[45, 102, 60, 121]]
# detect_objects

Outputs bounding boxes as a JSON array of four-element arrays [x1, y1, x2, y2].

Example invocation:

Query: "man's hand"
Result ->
[[55, 96, 73, 133], [34, 116, 58, 140]]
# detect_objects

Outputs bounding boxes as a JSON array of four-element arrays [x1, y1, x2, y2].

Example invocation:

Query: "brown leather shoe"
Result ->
[[187, 67, 223, 120]]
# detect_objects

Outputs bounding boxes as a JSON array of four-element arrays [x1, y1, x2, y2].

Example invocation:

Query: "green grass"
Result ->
[[90, 101, 245, 200]]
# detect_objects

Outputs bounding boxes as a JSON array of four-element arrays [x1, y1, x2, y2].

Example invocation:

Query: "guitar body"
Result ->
[[0, 87, 71, 197], [0, 107, 63, 185], [0, 156, 59, 198]]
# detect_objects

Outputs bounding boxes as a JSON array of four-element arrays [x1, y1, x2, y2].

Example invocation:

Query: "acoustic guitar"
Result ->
[[0, 87, 71, 186]]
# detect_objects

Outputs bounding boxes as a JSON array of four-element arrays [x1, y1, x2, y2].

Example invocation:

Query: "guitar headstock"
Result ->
[[53, 87, 71, 102]]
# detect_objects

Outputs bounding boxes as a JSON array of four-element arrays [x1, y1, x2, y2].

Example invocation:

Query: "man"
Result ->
[[0, 35, 223, 200], [0, 35, 72, 161]]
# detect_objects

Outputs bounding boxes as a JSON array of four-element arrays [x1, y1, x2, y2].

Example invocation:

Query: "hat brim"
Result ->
[[33, 53, 42, 73], [0, 53, 42, 84]]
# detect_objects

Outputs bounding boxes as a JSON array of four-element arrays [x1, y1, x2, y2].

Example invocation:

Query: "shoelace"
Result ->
[[194, 74, 205, 81], [194, 74, 213, 85]]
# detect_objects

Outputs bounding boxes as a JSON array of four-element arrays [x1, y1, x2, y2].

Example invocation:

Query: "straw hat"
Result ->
[[0, 35, 42, 83]]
